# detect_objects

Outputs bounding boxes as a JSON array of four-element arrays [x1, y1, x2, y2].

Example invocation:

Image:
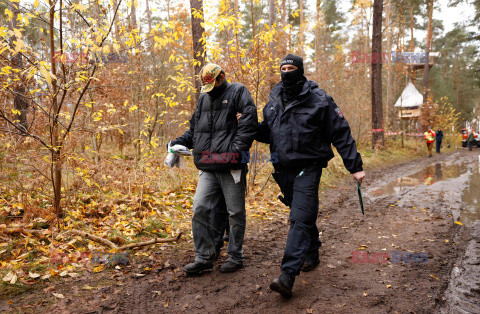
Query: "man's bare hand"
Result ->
[[236, 112, 242, 121], [352, 171, 365, 185]]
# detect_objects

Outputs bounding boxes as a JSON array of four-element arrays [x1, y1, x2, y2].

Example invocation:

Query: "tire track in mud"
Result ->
[[440, 225, 480, 313]]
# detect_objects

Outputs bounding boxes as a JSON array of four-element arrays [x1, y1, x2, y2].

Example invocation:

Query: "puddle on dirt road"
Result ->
[[371, 162, 480, 226], [370, 163, 469, 197], [460, 166, 480, 226]]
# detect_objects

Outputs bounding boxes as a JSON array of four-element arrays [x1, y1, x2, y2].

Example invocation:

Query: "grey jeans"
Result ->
[[192, 169, 246, 264]]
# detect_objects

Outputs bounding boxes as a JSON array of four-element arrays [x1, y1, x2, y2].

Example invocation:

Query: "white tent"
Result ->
[[394, 82, 424, 108]]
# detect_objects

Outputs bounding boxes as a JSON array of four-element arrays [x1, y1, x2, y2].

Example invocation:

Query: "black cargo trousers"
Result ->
[[272, 161, 323, 275]]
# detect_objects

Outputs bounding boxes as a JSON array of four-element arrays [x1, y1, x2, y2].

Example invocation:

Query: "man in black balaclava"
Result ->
[[256, 54, 365, 297], [280, 53, 306, 105]]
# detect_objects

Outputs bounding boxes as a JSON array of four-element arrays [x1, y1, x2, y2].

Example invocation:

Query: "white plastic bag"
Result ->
[[164, 142, 191, 168]]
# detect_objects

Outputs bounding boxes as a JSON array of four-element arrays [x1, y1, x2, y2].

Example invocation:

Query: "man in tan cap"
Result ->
[[169, 64, 258, 274]]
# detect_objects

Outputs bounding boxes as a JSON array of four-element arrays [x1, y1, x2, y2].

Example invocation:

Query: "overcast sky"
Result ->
[[24, 0, 476, 48], [332, 0, 474, 33]]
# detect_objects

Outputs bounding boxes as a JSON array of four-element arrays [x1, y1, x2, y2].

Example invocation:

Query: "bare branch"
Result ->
[[100, 0, 123, 46], [4, 88, 68, 130], [67, 229, 119, 250], [60, 64, 97, 144], [23, 162, 53, 182], [0, 226, 50, 236], [1, 227, 183, 251], [65, 0, 91, 28], [254, 171, 274, 196], [0, 111, 51, 150], [118, 233, 183, 250]]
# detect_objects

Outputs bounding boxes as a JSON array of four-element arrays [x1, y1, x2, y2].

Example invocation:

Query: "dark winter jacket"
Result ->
[[171, 81, 258, 171], [256, 80, 363, 173]]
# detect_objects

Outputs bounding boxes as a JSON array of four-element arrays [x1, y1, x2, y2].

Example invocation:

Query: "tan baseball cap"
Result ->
[[200, 63, 222, 93]]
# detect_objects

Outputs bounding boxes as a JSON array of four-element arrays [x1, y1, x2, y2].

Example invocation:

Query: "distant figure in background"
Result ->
[[435, 128, 444, 153], [423, 127, 436, 157], [467, 130, 475, 151]]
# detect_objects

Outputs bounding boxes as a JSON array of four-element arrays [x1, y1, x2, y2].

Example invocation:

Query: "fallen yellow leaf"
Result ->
[[2, 271, 17, 284], [93, 265, 104, 272]]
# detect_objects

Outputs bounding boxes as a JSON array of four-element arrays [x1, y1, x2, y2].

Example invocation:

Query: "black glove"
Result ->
[[278, 194, 292, 207]]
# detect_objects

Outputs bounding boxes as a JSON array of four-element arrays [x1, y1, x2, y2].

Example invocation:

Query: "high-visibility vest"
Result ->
[[424, 131, 434, 142]]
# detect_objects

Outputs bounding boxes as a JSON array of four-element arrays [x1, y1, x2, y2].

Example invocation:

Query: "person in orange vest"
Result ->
[[423, 126, 436, 157]]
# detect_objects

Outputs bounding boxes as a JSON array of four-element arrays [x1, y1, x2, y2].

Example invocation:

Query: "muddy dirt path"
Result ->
[[3, 149, 480, 313]]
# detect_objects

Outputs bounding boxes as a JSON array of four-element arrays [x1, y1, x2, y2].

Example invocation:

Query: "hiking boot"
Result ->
[[184, 260, 213, 275], [270, 272, 295, 298], [302, 251, 320, 272], [219, 260, 243, 273]]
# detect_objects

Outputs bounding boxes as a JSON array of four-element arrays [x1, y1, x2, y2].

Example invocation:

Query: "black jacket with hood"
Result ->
[[256, 80, 363, 173], [171, 81, 258, 171]]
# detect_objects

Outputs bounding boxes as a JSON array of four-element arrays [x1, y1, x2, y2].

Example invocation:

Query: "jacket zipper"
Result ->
[[209, 94, 214, 153]]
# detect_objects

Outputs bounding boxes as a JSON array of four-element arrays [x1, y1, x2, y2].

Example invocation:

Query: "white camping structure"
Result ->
[[395, 81, 423, 119]]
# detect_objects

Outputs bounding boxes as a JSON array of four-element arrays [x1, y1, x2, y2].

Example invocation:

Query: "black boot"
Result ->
[[270, 271, 295, 298], [184, 260, 213, 275], [302, 250, 320, 272], [220, 260, 243, 273]]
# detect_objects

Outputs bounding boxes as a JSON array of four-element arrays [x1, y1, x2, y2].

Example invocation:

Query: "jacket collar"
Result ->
[[268, 80, 316, 112], [207, 80, 229, 99], [269, 80, 314, 101]]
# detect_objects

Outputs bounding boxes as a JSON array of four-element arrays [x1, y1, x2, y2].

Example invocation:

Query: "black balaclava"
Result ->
[[280, 54, 306, 101], [208, 76, 227, 99]]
